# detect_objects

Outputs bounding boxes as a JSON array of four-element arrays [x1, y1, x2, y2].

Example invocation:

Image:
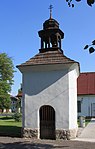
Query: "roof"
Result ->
[[17, 49, 79, 67], [77, 72, 95, 95], [43, 18, 59, 30], [16, 93, 22, 98]]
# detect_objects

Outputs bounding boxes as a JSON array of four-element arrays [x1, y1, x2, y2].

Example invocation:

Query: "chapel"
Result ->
[[17, 7, 80, 139]]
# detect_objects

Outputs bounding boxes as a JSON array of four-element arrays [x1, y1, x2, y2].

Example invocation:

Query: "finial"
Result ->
[[49, 5, 53, 19]]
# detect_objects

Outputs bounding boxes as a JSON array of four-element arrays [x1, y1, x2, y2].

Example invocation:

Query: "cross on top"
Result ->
[[49, 5, 53, 19]]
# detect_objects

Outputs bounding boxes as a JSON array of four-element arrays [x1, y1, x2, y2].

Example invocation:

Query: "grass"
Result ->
[[78, 117, 91, 127], [0, 116, 22, 137], [85, 118, 91, 126]]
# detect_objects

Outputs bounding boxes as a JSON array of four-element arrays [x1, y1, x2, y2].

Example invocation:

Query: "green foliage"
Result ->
[[13, 112, 22, 122], [66, 1, 95, 54], [0, 53, 15, 111], [66, 0, 95, 7], [0, 94, 11, 111], [0, 53, 15, 89], [84, 40, 95, 54], [18, 83, 22, 95]]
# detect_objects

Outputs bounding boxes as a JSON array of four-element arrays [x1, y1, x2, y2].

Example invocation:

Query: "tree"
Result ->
[[66, 0, 95, 53], [84, 40, 95, 54], [16, 84, 22, 113], [0, 53, 15, 112], [66, 0, 95, 7]]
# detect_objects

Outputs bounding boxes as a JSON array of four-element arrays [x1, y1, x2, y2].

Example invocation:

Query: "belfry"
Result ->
[[17, 6, 80, 139], [38, 5, 64, 52]]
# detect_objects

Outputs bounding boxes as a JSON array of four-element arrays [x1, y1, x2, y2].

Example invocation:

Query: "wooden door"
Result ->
[[40, 105, 55, 139]]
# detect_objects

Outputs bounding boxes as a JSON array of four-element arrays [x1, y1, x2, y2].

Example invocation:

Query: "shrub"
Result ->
[[13, 112, 22, 122]]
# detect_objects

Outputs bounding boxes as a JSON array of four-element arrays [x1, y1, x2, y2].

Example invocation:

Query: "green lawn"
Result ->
[[0, 116, 22, 137], [85, 118, 91, 126], [78, 118, 91, 127]]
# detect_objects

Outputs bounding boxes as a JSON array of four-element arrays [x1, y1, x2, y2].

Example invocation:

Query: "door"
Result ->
[[40, 105, 55, 139]]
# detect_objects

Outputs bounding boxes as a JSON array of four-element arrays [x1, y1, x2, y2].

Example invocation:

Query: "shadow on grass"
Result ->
[[0, 125, 21, 137], [0, 117, 13, 120]]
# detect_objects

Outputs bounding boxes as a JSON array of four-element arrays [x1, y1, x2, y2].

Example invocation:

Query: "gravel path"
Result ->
[[0, 137, 95, 149]]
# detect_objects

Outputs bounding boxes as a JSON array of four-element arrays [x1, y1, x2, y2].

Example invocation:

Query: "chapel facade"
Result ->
[[17, 9, 80, 139]]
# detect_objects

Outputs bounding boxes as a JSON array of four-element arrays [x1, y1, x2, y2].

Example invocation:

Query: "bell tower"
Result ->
[[38, 5, 64, 53]]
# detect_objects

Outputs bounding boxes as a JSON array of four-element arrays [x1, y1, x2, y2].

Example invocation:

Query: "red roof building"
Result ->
[[77, 72, 95, 95]]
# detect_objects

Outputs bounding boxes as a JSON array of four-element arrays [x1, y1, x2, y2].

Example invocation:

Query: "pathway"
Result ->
[[75, 118, 95, 142]]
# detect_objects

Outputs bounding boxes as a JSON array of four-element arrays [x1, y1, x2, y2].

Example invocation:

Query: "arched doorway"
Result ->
[[39, 105, 55, 139]]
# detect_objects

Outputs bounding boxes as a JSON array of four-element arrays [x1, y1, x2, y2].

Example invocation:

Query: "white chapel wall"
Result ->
[[68, 66, 79, 129], [23, 67, 71, 130]]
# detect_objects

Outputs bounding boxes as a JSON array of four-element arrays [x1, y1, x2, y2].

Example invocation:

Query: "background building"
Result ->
[[77, 72, 95, 117]]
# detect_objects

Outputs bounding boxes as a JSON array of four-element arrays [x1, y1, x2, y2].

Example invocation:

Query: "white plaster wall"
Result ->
[[20, 63, 79, 131], [68, 68, 78, 129], [23, 68, 70, 129], [78, 95, 95, 117]]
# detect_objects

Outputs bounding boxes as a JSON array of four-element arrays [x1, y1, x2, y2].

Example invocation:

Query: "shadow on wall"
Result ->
[[25, 69, 68, 96]]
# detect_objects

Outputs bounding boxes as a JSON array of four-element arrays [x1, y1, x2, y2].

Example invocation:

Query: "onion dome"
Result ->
[[43, 18, 59, 30]]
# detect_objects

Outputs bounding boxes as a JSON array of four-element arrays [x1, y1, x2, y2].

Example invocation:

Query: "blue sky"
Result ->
[[0, 0, 95, 95]]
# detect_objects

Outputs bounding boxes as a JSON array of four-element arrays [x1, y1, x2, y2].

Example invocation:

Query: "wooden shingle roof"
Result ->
[[17, 49, 79, 67]]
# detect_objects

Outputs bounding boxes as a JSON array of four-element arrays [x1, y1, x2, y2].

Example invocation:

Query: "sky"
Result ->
[[0, 0, 95, 96]]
